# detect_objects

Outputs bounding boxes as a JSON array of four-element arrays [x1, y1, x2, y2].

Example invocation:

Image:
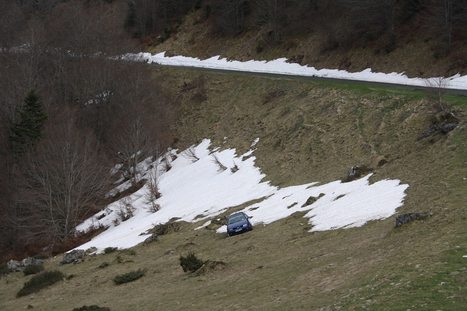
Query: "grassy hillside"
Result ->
[[0, 66, 466, 311]]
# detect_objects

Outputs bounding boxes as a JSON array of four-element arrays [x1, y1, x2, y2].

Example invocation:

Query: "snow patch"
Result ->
[[123, 52, 467, 90], [75, 139, 408, 252]]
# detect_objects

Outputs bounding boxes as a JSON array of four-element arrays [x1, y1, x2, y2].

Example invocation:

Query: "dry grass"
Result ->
[[151, 10, 467, 78], [1, 66, 465, 310]]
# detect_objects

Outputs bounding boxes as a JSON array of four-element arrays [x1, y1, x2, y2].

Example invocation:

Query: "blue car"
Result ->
[[227, 212, 253, 236]]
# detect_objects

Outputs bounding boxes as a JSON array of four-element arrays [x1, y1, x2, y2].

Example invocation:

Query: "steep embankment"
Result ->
[[150, 10, 467, 78], [0, 65, 465, 311]]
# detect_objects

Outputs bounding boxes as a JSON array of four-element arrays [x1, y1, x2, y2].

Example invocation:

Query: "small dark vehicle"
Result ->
[[227, 212, 253, 236]]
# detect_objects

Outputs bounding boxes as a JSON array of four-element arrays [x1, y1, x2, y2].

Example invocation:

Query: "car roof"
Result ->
[[229, 212, 247, 218]]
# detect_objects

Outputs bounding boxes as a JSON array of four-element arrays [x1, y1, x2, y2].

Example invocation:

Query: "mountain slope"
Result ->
[[0, 65, 465, 311]]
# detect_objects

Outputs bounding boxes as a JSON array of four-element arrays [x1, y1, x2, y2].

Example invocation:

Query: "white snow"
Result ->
[[75, 139, 409, 252], [123, 52, 467, 90], [251, 138, 260, 147]]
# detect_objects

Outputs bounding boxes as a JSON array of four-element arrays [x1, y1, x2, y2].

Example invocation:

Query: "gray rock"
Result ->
[[7, 260, 23, 272], [22, 257, 43, 267], [61, 249, 86, 265], [302, 193, 325, 207]]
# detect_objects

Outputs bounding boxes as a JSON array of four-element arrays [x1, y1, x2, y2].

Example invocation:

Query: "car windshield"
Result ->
[[228, 214, 246, 225]]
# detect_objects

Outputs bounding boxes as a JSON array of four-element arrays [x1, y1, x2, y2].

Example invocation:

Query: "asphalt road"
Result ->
[[154, 63, 467, 97]]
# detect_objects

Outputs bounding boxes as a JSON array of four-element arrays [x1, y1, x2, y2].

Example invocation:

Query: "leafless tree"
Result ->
[[425, 0, 467, 53], [115, 117, 151, 185], [424, 77, 449, 110], [145, 166, 162, 213], [210, 0, 250, 35], [211, 154, 227, 172], [182, 146, 200, 162], [15, 110, 110, 243], [254, 0, 286, 43], [339, 0, 397, 47]]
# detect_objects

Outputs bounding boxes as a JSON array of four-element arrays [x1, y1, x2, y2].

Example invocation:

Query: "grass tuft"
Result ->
[[72, 305, 110, 311], [179, 252, 205, 273], [113, 269, 145, 285], [103, 247, 118, 254]]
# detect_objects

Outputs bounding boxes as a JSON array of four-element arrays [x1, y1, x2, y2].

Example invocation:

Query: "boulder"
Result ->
[[343, 165, 373, 183], [6, 257, 43, 272], [371, 155, 388, 168], [22, 257, 44, 267], [302, 193, 325, 207], [7, 260, 23, 272], [61, 249, 86, 265]]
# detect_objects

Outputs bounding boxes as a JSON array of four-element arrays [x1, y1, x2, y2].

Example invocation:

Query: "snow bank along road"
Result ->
[[123, 52, 467, 94], [76, 139, 409, 252]]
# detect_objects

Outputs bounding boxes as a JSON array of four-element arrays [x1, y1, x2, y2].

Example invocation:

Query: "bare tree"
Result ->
[[424, 77, 449, 110], [145, 165, 162, 213], [114, 117, 155, 185], [182, 146, 200, 162], [425, 0, 467, 53], [254, 0, 286, 43], [210, 0, 250, 35], [339, 0, 397, 45], [15, 110, 110, 243]]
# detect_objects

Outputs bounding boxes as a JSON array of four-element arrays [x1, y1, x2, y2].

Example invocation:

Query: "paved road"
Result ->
[[155, 63, 467, 97]]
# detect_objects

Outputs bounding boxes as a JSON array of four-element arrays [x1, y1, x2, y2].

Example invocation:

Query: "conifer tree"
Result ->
[[9, 90, 47, 157]]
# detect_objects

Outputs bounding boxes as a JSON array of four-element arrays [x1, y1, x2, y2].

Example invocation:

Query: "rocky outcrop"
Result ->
[[61, 249, 86, 265], [6, 257, 44, 272]]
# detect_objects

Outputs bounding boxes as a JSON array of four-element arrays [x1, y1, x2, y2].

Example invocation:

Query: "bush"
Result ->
[[17, 270, 64, 297], [149, 222, 181, 236], [103, 247, 118, 254], [179, 252, 205, 273], [72, 306, 110, 311], [23, 264, 44, 276], [113, 269, 145, 285]]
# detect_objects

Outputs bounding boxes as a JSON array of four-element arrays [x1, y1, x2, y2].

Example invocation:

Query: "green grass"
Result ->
[[444, 94, 467, 106], [165, 64, 467, 106]]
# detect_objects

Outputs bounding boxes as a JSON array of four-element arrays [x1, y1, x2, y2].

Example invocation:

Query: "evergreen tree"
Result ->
[[9, 90, 47, 157]]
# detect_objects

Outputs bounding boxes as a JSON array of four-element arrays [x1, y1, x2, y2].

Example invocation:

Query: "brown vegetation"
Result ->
[[0, 0, 178, 262]]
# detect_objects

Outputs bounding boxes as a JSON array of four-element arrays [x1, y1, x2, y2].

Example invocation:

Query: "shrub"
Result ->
[[23, 264, 44, 276], [72, 306, 110, 311], [103, 247, 118, 254], [117, 199, 135, 222], [179, 252, 205, 273], [0, 263, 9, 277], [17, 270, 64, 297], [113, 269, 145, 285], [149, 222, 181, 236], [98, 262, 109, 269]]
